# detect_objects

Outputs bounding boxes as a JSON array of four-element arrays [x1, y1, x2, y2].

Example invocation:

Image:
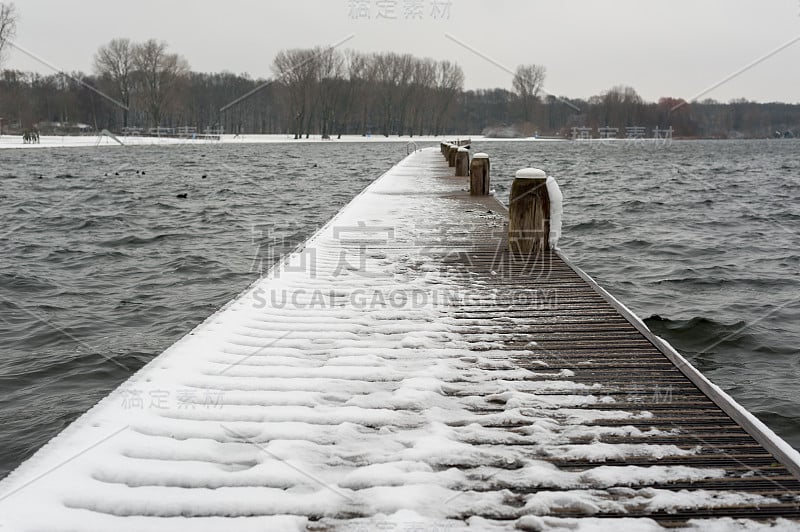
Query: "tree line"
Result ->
[[0, 33, 798, 138]]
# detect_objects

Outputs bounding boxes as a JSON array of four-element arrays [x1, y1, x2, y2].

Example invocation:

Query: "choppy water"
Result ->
[[1, 139, 798, 479]]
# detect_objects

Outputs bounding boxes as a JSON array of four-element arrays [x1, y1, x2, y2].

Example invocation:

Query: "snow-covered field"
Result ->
[[0, 148, 794, 531], [0, 133, 564, 150]]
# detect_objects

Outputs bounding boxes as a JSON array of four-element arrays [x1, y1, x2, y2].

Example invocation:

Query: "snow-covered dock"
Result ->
[[2, 147, 800, 531]]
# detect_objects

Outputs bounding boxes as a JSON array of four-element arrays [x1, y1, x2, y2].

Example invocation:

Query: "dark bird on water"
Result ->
[[176, 193, 188, 199]]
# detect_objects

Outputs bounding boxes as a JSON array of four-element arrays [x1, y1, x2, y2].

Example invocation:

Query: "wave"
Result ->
[[567, 220, 618, 230], [97, 233, 179, 247], [620, 199, 665, 209], [645, 314, 754, 353], [0, 272, 59, 293]]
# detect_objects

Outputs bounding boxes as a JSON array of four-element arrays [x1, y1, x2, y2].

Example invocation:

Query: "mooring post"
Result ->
[[441, 142, 448, 156], [447, 145, 458, 167], [455, 147, 470, 176], [470, 153, 490, 195], [509, 168, 550, 255]]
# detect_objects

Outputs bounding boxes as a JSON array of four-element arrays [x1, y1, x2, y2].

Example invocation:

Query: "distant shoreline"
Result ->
[[0, 134, 795, 150], [0, 134, 559, 150]]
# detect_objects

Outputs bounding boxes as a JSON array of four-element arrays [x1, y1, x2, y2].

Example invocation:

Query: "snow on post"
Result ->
[[447, 145, 458, 167], [470, 153, 490, 196], [455, 147, 470, 177], [509, 168, 559, 254], [546, 174, 563, 249]]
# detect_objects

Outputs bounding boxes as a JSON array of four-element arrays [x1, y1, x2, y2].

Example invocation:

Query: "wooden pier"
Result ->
[[1, 146, 799, 531]]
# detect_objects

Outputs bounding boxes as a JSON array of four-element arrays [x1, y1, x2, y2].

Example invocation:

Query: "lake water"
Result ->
[[1, 139, 798, 478]]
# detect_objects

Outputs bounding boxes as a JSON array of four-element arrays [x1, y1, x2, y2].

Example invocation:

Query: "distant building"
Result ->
[[35, 122, 95, 135], [121, 127, 144, 136]]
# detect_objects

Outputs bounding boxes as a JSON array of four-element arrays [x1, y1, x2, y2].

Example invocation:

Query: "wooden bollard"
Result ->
[[455, 147, 469, 176], [447, 145, 458, 167], [509, 168, 550, 255], [440, 142, 448, 156], [470, 153, 490, 195]]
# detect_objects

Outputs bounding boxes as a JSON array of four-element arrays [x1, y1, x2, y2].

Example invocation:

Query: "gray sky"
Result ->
[[7, 0, 800, 103]]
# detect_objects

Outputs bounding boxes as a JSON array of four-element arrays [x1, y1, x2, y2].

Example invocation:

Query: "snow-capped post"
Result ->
[[440, 142, 448, 156], [509, 168, 550, 254], [470, 153, 490, 195], [447, 145, 458, 167], [455, 147, 469, 176]]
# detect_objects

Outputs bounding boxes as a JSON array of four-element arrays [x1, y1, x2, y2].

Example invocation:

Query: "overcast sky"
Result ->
[[6, 0, 800, 103]]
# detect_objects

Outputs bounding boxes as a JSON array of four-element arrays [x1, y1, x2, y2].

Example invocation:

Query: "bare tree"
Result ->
[[512, 64, 546, 122], [133, 39, 189, 130], [94, 38, 134, 127], [315, 47, 344, 139], [371, 52, 415, 136], [372, 52, 395, 136], [273, 48, 319, 139], [591, 85, 644, 127], [335, 50, 367, 137], [0, 2, 17, 68], [393, 54, 417, 136], [407, 58, 436, 136], [355, 53, 378, 135], [432, 60, 464, 135]]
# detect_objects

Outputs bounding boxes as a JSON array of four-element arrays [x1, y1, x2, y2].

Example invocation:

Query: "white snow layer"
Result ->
[[0, 149, 789, 531], [546, 175, 563, 249]]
